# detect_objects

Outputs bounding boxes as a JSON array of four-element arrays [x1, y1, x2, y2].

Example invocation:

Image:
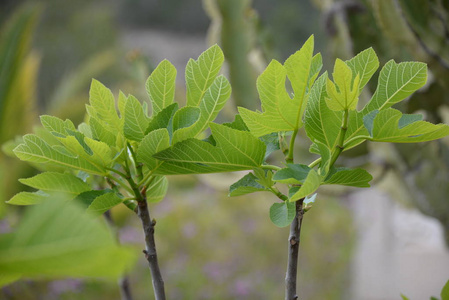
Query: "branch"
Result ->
[[137, 196, 166, 300], [285, 199, 304, 300]]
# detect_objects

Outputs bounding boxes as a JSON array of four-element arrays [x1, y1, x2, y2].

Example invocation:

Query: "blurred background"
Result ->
[[1, 0, 448, 299]]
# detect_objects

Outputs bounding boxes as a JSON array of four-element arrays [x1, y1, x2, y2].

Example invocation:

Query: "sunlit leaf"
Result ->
[[324, 168, 372, 187], [19, 172, 90, 195], [146, 176, 168, 203], [137, 129, 170, 171], [186, 44, 224, 107], [326, 59, 360, 111], [345, 47, 379, 94], [86, 192, 123, 215], [146, 59, 176, 114], [88, 79, 120, 132], [153, 123, 266, 174], [124, 95, 150, 141], [6, 191, 49, 205], [289, 169, 322, 201]]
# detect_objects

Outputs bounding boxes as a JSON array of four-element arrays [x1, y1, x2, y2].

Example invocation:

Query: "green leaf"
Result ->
[[172, 106, 200, 132], [74, 189, 112, 208], [229, 173, 268, 197], [222, 114, 249, 131], [273, 164, 311, 185], [146, 176, 168, 203], [367, 109, 449, 143], [40, 115, 76, 136], [6, 191, 49, 205], [173, 75, 231, 143], [146, 102, 178, 134], [88, 79, 121, 132], [19, 172, 91, 196], [0, 199, 136, 279], [153, 123, 266, 174], [284, 35, 317, 128], [400, 294, 410, 300], [305, 73, 343, 150], [363, 61, 427, 113], [343, 110, 370, 150], [324, 168, 372, 187], [345, 47, 379, 94], [137, 129, 170, 170], [270, 201, 296, 227], [289, 169, 322, 201], [86, 192, 123, 215], [13, 134, 108, 175], [238, 59, 298, 137], [186, 44, 224, 107], [326, 59, 360, 111], [441, 279, 449, 300], [124, 95, 150, 141], [146, 59, 176, 114], [89, 116, 116, 146], [260, 133, 280, 159]]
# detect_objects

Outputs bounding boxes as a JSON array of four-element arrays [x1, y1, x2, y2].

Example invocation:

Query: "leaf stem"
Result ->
[[329, 109, 349, 169], [308, 157, 322, 168], [286, 129, 299, 164], [261, 164, 282, 171], [343, 135, 373, 148], [285, 198, 304, 300], [106, 174, 134, 195], [269, 187, 289, 201]]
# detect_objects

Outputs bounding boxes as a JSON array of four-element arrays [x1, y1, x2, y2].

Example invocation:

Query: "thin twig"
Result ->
[[285, 199, 304, 300], [137, 197, 166, 300]]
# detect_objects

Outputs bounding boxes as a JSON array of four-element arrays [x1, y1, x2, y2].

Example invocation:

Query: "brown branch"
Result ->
[[137, 198, 166, 300], [285, 199, 305, 300]]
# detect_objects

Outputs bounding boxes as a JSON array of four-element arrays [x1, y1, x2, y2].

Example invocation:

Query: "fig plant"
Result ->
[[4, 35, 449, 300]]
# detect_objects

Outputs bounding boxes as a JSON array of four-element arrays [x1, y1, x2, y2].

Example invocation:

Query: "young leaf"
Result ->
[[13, 135, 108, 175], [289, 169, 322, 201], [40, 115, 76, 136], [74, 189, 113, 208], [153, 123, 266, 174], [146, 176, 168, 203], [273, 164, 311, 185], [238, 59, 297, 137], [146, 59, 177, 114], [172, 106, 200, 132], [88, 79, 121, 132], [343, 110, 370, 150], [146, 102, 178, 134], [363, 61, 427, 113], [173, 75, 231, 143], [324, 168, 372, 187], [366, 108, 449, 143], [89, 116, 116, 146], [229, 173, 269, 197], [124, 95, 150, 142], [326, 59, 360, 111], [284, 35, 317, 128], [270, 201, 296, 228], [186, 44, 224, 107], [137, 128, 170, 171], [0, 199, 136, 279], [304, 73, 343, 151], [7, 191, 49, 205], [345, 47, 379, 94], [19, 172, 90, 196], [86, 192, 123, 215]]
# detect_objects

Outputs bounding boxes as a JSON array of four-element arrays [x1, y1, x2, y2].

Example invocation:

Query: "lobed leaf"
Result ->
[[146, 59, 177, 114], [153, 123, 266, 174], [363, 61, 427, 113], [326, 59, 360, 111], [124, 95, 150, 141], [173, 75, 231, 143], [305, 73, 342, 151], [186, 44, 224, 107], [345, 47, 379, 94]]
